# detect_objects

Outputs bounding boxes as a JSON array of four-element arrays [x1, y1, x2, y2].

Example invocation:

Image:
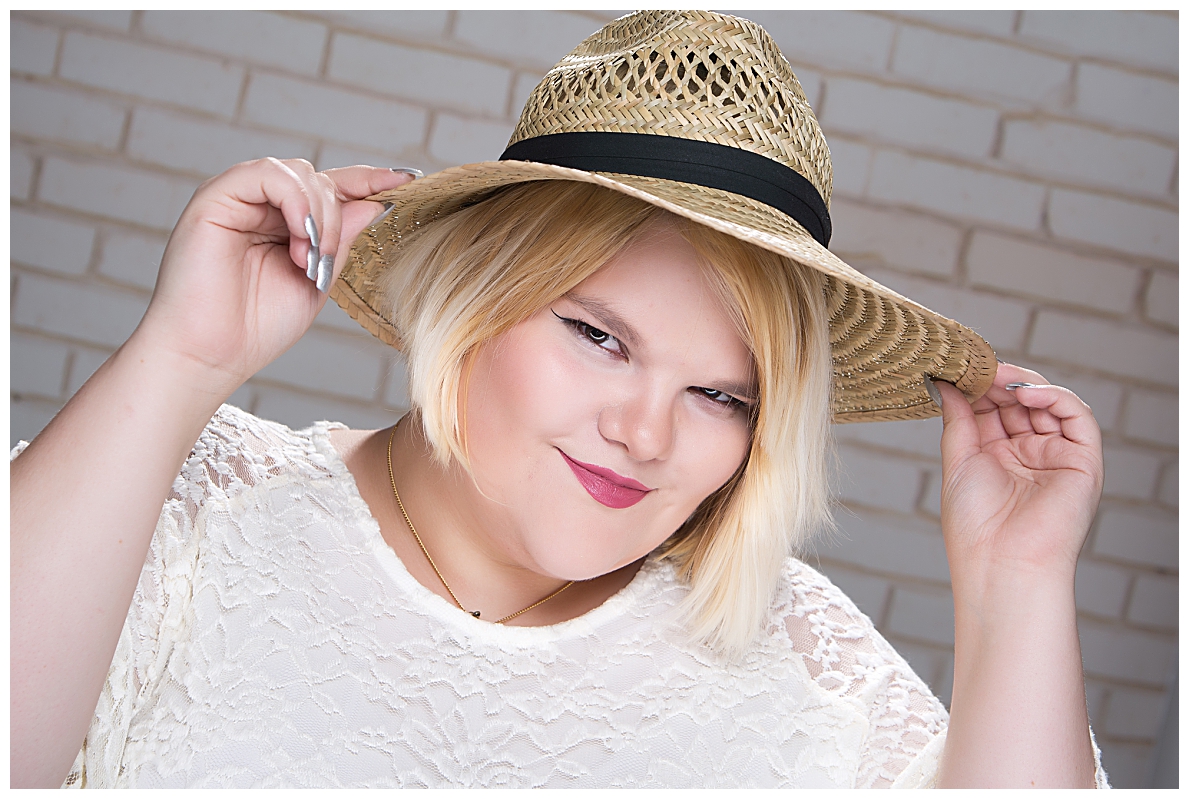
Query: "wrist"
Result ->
[[121, 323, 246, 406]]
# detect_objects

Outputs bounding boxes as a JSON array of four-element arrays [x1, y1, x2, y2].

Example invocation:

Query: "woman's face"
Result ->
[[461, 221, 756, 581]]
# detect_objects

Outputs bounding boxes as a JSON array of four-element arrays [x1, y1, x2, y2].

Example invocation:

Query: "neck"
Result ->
[[385, 413, 624, 625]]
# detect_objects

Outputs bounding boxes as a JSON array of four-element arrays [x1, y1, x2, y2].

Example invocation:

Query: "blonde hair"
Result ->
[[380, 180, 834, 657]]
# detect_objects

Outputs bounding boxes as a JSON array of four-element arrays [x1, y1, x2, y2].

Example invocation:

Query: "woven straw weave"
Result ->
[[335, 10, 997, 423]]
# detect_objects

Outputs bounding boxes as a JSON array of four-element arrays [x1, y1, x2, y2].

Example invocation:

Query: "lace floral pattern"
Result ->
[[10, 405, 1106, 788]]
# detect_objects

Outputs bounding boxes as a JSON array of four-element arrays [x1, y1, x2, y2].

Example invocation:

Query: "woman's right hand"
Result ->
[[133, 158, 414, 398]]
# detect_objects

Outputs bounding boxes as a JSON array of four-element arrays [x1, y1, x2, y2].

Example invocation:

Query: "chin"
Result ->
[[523, 514, 659, 582]]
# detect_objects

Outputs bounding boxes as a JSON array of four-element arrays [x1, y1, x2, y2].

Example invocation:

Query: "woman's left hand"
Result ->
[[934, 364, 1104, 588]]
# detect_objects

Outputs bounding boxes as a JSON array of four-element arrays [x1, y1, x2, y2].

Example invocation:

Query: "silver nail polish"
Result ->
[[306, 247, 319, 280], [924, 376, 943, 410], [1005, 382, 1037, 390], [316, 254, 334, 293], [304, 214, 320, 248], [390, 167, 424, 179]]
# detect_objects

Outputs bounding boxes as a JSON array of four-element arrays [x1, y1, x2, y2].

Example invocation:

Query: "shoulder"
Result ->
[[174, 404, 343, 504]]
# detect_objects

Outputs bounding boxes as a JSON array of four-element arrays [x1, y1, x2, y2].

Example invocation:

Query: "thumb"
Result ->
[[933, 378, 982, 472]]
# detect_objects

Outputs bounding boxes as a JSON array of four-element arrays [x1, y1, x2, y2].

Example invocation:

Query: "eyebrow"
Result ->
[[563, 291, 759, 404], [563, 292, 643, 349]]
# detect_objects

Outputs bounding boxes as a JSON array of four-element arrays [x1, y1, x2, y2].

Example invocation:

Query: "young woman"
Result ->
[[11, 11, 1106, 788]]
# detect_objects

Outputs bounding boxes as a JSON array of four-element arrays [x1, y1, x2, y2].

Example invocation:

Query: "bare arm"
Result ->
[[933, 367, 1103, 787], [10, 159, 412, 787]]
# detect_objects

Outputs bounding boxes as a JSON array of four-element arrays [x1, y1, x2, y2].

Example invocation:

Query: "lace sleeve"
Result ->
[[777, 559, 948, 788], [53, 405, 320, 787]]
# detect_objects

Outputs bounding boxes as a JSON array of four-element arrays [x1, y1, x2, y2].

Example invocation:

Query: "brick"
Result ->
[[1156, 463, 1177, 508], [919, 470, 942, 518], [868, 151, 1046, 231], [865, 266, 1032, 352], [59, 32, 244, 117], [1127, 573, 1177, 630], [39, 158, 200, 231], [1001, 120, 1176, 197], [257, 331, 385, 401], [815, 565, 889, 622], [834, 415, 943, 459], [1020, 364, 1123, 433], [316, 144, 427, 173], [1028, 312, 1176, 386], [329, 34, 512, 118], [511, 71, 547, 120], [1074, 559, 1130, 618], [933, 655, 955, 708], [453, 11, 603, 70], [742, 11, 897, 74], [829, 200, 962, 278], [1103, 686, 1172, 739], [11, 208, 96, 276], [12, 18, 59, 75], [893, 10, 1016, 36], [1123, 389, 1178, 447], [301, 10, 450, 41], [313, 296, 374, 334], [836, 445, 921, 514], [967, 232, 1140, 315], [792, 67, 824, 112], [10, 398, 62, 448], [128, 108, 317, 178], [142, 10, 328, 76], [1091, 507, 1177, 570], [882, 639, 945, 689], [11, 81, 126, 150], [11, 334, 70, 397], [429, 113, 515, 166], [824, 137, 872, 196], [1096, 740, 1155, 789], [1084, 679, 1110, 726], [13, 272, 147, 348], [225, 383, 255, 415], [12, 149, 35, 201], [820, 514, 950, 584], [66, 346, 113, 396], [1020, 11, 1177, 75], [1080, 622, 1176, 685], [892, 26, 1072, 106], [821, 79, 998, 159], [244, 73, 428, 155], [384, 356, 411, 410], [1075, 63, 1177, 140], [96, 228, 169, 290], [254, 386, 397, 433], [886, 587, 954, 646], [1143, 270, 1177, 327], [1102, 446, 1161, 501], [39, 10, 132, 31]]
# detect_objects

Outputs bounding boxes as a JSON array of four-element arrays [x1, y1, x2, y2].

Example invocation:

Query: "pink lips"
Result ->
[[559, 450, 651, 509]]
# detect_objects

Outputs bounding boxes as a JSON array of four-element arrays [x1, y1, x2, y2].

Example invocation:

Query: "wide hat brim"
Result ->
[[335, 159, 997, 424]]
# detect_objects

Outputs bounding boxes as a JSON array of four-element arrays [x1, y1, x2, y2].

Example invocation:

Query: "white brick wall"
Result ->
[[10, 11, 1177, 786]]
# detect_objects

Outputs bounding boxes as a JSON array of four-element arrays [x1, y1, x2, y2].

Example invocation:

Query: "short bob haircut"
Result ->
[[378, 180, 835, 657]]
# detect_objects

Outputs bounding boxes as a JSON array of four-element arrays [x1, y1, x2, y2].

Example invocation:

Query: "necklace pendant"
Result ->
[[471, 610, 481, 618]]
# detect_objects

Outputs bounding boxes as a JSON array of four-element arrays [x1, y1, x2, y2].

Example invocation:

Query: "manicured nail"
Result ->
[[304, 214, 320, 248], [996, 357, 1005, 364], [316, 254, 334, 293], [924, 376, 943, 409], [306, 247, 319, 280], [390, 167, 423, 178], [1005, 382, 1038, 390]]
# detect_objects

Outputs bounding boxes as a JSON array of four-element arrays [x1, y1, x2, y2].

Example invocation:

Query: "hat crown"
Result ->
[[509, 10, 833, 209]]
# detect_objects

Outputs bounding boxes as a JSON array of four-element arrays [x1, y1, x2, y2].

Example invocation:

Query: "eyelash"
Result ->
[[553, 311, 751, 412]]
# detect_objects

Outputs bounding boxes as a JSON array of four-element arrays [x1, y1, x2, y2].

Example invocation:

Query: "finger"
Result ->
[[1009, 383, 1101, 448], [975, 361, 1050, 408], [936, 379, 986, 469], [308, 170, 342, 293], [324, 165, 418, 202]]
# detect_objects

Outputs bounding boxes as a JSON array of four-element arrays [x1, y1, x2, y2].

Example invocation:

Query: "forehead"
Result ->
[[567, 226, 753, 372]]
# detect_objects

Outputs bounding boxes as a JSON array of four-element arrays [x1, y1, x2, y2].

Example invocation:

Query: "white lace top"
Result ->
[[14, 405, 1107, 788]]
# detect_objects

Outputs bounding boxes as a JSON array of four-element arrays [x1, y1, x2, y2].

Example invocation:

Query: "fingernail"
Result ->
[[924, 376, 943, 410], [316, 254, 334, 293], [390, 167, 423, 179], [304, 214, 320, 248], [996, 357, 1005, 364], [306, 247, 319, 280], [1005, 382, 1038, 390]]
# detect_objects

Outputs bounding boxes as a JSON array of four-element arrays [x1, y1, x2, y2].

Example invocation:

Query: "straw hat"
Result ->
[[335, 10, 997, 423]]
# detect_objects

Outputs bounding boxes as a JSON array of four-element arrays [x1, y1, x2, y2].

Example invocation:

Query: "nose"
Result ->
[[597, 386, 677, 462]]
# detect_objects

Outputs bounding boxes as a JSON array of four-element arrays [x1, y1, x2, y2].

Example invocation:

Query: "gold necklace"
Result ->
[[386, 424, 574, 624]]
